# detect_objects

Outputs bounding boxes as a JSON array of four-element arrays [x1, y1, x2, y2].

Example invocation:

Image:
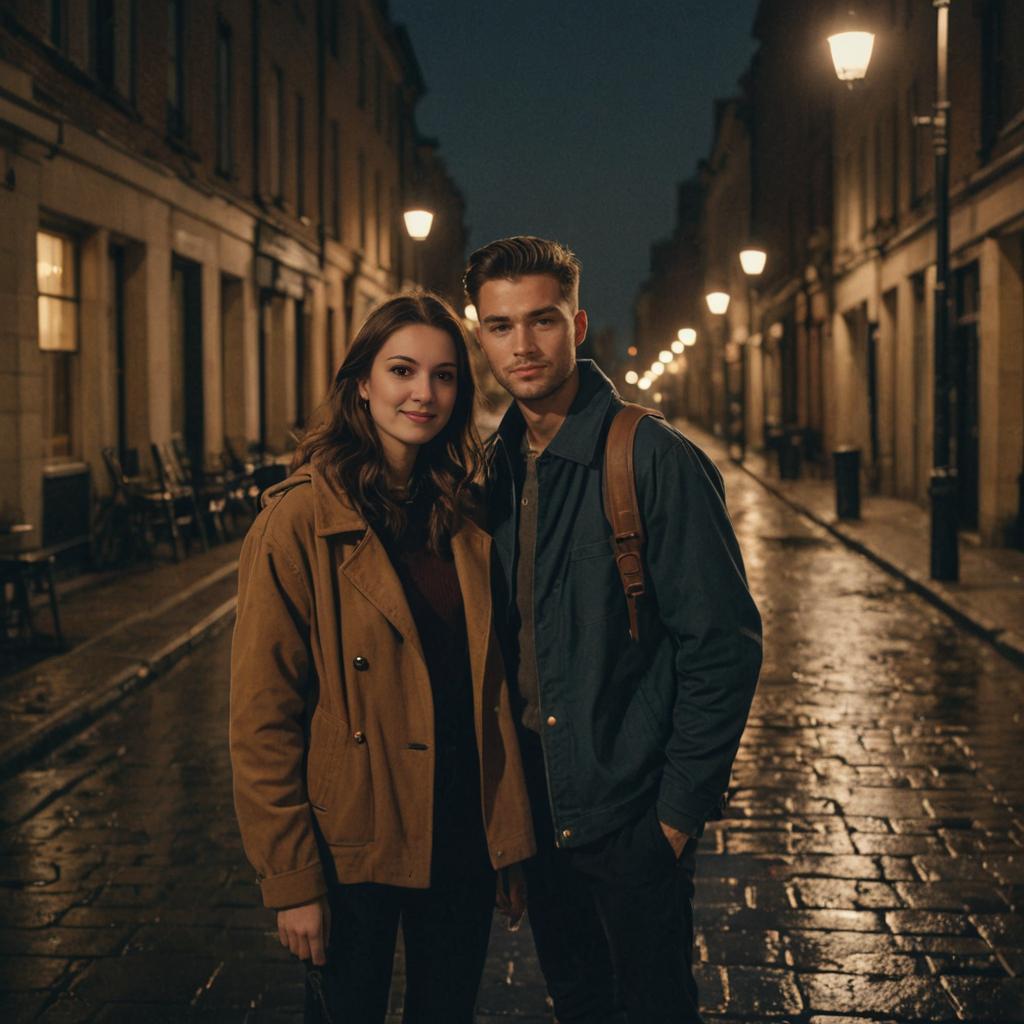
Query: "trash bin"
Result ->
[[833, 447, 861, 519], [778, 430, 802, 480]]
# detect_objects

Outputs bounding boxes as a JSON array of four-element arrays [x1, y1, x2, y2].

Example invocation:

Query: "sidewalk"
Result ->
[[682, 421, 1024, 666], [0, 540, 242, 777]]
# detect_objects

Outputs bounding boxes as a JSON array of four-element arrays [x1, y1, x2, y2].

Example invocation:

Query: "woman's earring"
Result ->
[[359, 397, 369, 410]]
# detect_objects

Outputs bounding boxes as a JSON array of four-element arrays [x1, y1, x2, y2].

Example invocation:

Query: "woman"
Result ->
[[229, 292, 534, 1023]]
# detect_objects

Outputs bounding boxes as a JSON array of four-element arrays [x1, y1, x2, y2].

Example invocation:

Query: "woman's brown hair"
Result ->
[[291, 291, 482, 551]]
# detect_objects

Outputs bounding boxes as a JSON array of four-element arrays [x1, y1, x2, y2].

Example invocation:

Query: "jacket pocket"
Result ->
[[306, 706, 375, 846], [567, 537, 629, 626]]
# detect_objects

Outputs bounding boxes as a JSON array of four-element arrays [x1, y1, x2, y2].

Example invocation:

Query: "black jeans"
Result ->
[[306, 741, 495, 1023], [304, 869, 495, 1023], [520, 742, 703, 1024]]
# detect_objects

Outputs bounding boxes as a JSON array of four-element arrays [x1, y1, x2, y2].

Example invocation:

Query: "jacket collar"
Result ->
[[494, 359, 619, 467], [261, 463, 366, 535]]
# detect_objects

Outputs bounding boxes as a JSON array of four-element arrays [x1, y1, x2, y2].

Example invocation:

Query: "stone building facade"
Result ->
[[0, 0, 466, 541], [634, 0, 1023, 548]]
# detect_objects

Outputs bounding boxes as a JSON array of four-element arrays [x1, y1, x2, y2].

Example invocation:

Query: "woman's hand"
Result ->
[[277, 896, 331, 965], [496, 864, 527, 932]]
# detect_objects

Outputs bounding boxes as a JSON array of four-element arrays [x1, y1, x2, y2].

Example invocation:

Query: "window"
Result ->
[[357, 151, 366, 251], [167, 0, 185, 136], [216, 20, 233, 176], [328, 0, 339, 59], [90, 0, 116, 87], [357, 14, 367, 109], [909, 80, 929, 206], [37, 231, 79, 461], [50, 0, 65, 51], [374, 170, 382, 265], [296, 94, 305, 216], [983, 0, 1024, 149], [268, 66, 284, 201], [330, 119, 341, 239]]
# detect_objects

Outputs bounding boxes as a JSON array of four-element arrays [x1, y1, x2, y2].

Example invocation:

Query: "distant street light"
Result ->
[[828, 3, 957, 581], [464, 304, 478, 323], [705, 291, 730, 316], [659, 350, 673, 364], [625, 370, 639, 385], [738, 247, 767, 277], [651, 362, 665, 377], [678, 328, 697, 346], [827, 29, 875, 84], [403, 209, 434, 240], [671, 340, 685, 354], [637, 377, 652, 391]]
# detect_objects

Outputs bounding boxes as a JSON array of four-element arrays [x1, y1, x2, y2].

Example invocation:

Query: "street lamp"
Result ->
[[829, 2, 957, 581], [738, 245, 768, 461], [678, 328, 697, 347], [403, 208, 434, 241], [625, 370, 639, 385], [659, 350, 673, 364], [827, 30, 875, 84], [705, 291, 730, 316], [705, 291, 731, 445], [671, 340, 685, 355]]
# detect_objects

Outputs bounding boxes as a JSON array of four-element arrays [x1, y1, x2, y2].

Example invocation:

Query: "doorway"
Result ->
[[953, 263, 980, 530], [170, 257, 204, 467]]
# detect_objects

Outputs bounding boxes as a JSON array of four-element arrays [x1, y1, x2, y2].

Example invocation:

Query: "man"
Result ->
[[466, 236, 762, 1023]]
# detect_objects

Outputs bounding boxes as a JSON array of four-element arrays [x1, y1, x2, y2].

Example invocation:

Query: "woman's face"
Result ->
[[358, 323, 460, 469]]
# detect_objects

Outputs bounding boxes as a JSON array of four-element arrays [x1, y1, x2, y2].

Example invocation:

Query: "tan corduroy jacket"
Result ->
[[229, 464, 535, 909]]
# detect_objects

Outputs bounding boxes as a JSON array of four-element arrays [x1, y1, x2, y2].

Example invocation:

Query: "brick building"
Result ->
[[0, 0, 466, 542], [634, 0, 1023, 549]]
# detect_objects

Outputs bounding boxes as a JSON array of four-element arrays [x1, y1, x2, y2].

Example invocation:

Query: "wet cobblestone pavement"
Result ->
[[1, 457, 1023, 1021]]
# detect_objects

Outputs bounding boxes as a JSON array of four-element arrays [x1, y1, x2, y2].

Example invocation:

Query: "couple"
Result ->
[[229, 236, 762, 1023]]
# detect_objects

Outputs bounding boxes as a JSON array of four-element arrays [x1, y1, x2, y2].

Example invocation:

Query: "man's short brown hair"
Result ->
[[463, 236, 581, 309]]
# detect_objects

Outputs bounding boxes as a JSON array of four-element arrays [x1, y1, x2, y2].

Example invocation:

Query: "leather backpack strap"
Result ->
[[602, 403, 664, 642]]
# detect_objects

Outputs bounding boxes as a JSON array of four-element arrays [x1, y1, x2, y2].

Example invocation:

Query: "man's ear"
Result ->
[[573, 309, 589, 349]]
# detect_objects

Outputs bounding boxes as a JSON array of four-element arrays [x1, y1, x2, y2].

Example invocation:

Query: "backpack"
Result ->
[[602, 403, 664, 643]]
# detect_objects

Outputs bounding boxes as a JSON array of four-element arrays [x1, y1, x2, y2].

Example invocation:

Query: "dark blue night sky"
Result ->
[[390, 0, 760, 345]]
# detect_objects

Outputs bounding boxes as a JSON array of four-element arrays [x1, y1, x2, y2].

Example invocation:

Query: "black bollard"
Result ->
[[833, 447, 861, 520]]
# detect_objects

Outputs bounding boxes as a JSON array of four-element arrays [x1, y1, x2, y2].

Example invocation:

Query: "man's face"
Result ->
[[474, 274, 587, 403]]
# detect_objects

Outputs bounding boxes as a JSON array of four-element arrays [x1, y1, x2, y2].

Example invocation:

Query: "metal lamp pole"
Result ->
[[921, 0, 958, 581]]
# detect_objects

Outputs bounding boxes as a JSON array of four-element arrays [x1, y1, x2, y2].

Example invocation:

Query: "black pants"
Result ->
[[520, 744, 703, 1024], [306, 741, 495, 1023], [304, 869, 495, 1023]]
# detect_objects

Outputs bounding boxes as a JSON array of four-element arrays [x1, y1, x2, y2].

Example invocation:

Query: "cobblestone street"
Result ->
[[1, 454, 1023, 1022]]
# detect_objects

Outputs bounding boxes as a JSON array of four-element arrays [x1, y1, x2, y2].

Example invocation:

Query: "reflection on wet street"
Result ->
[[0, 457, 1022, 1021]]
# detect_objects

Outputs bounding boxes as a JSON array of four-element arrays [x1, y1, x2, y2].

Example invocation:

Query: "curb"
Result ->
[[731, 459, 1024, 669], [0, 592, 238, 780]]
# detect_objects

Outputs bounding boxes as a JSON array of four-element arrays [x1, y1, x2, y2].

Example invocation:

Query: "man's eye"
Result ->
[[535, 318, 554, 327], [490, 324, 510, 334]]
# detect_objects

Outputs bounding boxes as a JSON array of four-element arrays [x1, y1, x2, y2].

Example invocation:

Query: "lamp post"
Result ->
[[704, 291, 731, 449], [738, 247, 767, 459], [828, 2, 957, 581]]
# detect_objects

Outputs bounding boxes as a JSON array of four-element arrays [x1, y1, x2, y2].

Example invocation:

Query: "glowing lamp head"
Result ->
[[671, 340, 685, 354], [403, 209, 434, 240], [659, 350, 673, 364], [625, 370, 639, 385], [705, 291, 731, 315], [637, 377, 652, 391], [678, 328, 697, 346], [464, 304, 478, 323], [739, 248, 767, 277], [651, 362, 665, 376], [827, 30, 875, 83]]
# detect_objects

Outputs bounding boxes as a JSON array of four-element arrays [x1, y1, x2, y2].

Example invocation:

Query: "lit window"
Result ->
[[37, 231, 78, 353]]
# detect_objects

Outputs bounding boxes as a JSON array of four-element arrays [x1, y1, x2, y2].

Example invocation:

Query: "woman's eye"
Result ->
[[436, 371, 455, 382], [389, 366, 411, 377]]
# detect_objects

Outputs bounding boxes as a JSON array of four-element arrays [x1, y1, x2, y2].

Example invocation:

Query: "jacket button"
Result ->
[[353, 731, 366, 744], [561, 828, 573, 841], [546, 715, 557, 727], [353, 656, 369, 671]]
